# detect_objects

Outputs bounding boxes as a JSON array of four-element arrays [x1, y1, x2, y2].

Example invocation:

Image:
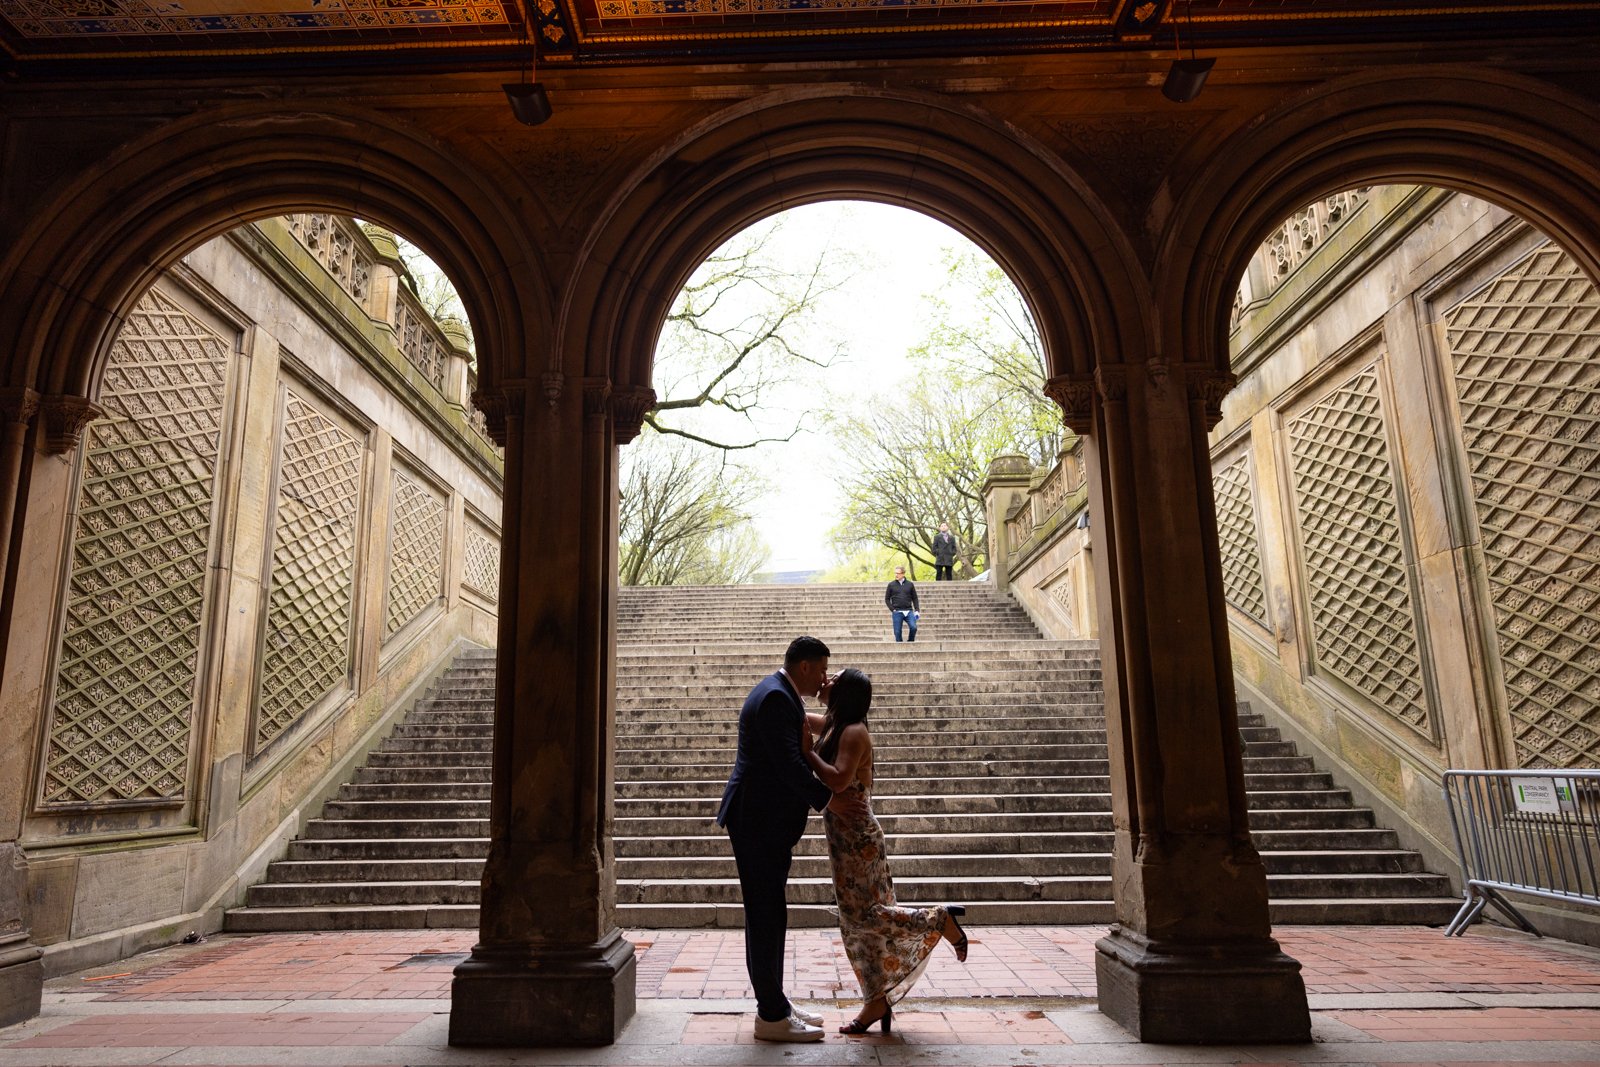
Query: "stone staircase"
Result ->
[[226, 582, 1459, 931]]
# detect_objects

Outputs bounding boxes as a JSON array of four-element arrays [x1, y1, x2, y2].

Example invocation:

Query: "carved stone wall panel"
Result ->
[[384, 467, 446, 637], [254, 390, 364, 754], [1213, 453, 1269, 629], [1286, 366, 1431, 735], [42, 287, 229, 808], [463, 517, 500, 603], [1443, 243, 1600, 769]]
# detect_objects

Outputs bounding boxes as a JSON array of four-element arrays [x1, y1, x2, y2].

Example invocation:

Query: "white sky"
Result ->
[[660, 202, 996, 574]]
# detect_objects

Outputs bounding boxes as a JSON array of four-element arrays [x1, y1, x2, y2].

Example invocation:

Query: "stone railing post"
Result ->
[[981, 454, 1032, 592], [442, 321, 472, 409], [362, 225, 405, 330]]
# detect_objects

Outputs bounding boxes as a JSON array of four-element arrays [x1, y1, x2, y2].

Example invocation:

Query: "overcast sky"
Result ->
[[660, 201, 1001, 575]]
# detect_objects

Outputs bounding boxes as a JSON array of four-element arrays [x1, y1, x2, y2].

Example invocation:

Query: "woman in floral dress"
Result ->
[[804, 668, 968, 1034]]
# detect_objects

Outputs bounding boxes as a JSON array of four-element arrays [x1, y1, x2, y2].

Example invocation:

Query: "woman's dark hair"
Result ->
[[817, 668, 872, 764]]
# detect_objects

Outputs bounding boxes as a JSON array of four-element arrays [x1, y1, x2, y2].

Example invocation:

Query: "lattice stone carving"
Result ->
[[1214, 455, 1269, 628], [1287, 368, 1431, 734], [463, 519, 500, 603], [385, 468, 446, 637], [256, 391, 364, 753], [43, 288, 229, 807], [1444, 243, 1600, 769]]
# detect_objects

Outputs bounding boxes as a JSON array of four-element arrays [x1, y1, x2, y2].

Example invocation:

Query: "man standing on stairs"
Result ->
[[886, 566, 920, 641], [716, 635, 836, 1043], [932, 522, 958, 581]]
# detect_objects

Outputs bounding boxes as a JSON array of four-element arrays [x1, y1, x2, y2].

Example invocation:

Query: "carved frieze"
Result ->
[[1048, 115, 1208, 213]]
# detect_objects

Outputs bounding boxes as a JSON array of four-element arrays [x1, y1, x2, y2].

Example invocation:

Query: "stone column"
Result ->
[[1050, 366, 1310, 1044], [0, 392, 45, 1024], [448, 375, 643, 1047], [980, 455, 1032, 592]]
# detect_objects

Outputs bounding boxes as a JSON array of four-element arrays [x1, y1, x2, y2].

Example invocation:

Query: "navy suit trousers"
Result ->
[[726, 816, 795, 1022]]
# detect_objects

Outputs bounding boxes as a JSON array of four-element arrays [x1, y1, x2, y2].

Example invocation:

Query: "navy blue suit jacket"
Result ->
[[716, 671, 833, 848]]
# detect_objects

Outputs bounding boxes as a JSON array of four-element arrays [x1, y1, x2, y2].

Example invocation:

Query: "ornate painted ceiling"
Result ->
[[0, 1, 1592, 69]]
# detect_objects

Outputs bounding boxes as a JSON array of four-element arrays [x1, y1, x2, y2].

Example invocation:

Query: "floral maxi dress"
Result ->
[[823, 784, 950, 1005]]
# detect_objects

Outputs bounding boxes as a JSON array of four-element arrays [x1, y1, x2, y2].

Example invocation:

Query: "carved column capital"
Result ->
[[1183, 366, 1237, 430], [611, 386, 656, 446], [40, 395, 105, 454], [582, 379, 612, 419], [0, 387, 40, 427], [1095, 364, 1132, 404], [1043, 374, 1096, 435], [470, 384, 527, 448]]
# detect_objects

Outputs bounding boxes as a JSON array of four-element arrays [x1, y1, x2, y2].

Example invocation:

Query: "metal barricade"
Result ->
[[1443, 769, 1600, 936]]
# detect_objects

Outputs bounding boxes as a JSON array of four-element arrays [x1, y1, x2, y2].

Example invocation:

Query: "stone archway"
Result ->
[[1157, 67, 1600, 382], [453, 84, 1313, 1047], [0, 98, 543, 659]]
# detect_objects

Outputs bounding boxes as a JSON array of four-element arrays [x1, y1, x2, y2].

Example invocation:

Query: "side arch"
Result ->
[[1160, 67, 1600, 379], [563, 86, 1148, 395], [0, 101, 548, 400]]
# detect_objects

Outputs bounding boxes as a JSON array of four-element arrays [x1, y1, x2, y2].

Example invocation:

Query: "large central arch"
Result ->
[[561, 86, 1150, 393]]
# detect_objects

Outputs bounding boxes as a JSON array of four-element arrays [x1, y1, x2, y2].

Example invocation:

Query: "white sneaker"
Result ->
[[791, 1005, 824, 1027], [753, 1013, 825, 1042]]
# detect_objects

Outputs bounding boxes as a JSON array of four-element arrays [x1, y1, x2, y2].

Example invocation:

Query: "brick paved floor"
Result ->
[[3, 925, 1598, 1066]]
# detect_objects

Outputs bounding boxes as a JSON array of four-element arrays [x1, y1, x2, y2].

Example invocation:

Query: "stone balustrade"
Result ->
[[1231, 188, 1372, 331]]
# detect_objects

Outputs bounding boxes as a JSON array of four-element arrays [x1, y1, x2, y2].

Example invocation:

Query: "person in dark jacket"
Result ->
[[932, 522, 957, 581], [885, 566, 920, 642], [716, 635, 836, 1042]]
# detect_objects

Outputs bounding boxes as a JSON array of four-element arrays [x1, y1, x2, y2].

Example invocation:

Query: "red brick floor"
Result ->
[[4, 926, 1597, 1066], [80, 925, 1600, 1002]]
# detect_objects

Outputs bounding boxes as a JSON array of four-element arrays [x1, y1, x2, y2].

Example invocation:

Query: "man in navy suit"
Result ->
[[716, 635, 836, 1042]]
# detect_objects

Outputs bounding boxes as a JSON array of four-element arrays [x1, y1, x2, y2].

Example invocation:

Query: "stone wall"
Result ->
[[0, 216, 502, 977]]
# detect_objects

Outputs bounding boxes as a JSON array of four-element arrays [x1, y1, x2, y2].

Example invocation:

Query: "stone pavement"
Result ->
[[3, 925, 1599, 1065]]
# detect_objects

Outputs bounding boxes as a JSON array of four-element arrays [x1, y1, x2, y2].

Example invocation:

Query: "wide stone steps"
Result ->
[[226, 582, 1460, 931]]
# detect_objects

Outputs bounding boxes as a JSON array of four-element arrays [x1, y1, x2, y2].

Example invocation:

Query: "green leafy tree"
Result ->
[[621, 215, 855, 583], [618, 430, 769, 586], [828, 381, 1026, 578], [911, 249, 1062, 465]]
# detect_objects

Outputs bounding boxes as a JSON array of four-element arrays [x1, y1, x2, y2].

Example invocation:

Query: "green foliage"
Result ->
[[614, 428, 771, 588], [827, 248, 1062, 574], [827, 380, 1020, 576], [816, 544, 926, 583], [618, 430, 770, 586], [909, 249, 1063, 465]]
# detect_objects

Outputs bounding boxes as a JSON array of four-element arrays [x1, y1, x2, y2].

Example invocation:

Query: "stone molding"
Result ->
[[541, 371, 564, 411], [40, 395, 105, 454]]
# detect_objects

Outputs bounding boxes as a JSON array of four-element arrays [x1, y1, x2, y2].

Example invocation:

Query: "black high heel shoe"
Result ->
[[839, 1004, 892, 1034], [945, 905, 969, 963]]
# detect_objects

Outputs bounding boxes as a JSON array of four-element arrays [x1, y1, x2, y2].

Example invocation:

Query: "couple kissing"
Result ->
[[715, 635, 970, 1042]]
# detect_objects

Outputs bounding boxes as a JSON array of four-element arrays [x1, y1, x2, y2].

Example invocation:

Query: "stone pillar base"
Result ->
[[448, 931, 636, 1046], [1095, 926, 1310, 1044], [0, 937, 44, 1028]]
